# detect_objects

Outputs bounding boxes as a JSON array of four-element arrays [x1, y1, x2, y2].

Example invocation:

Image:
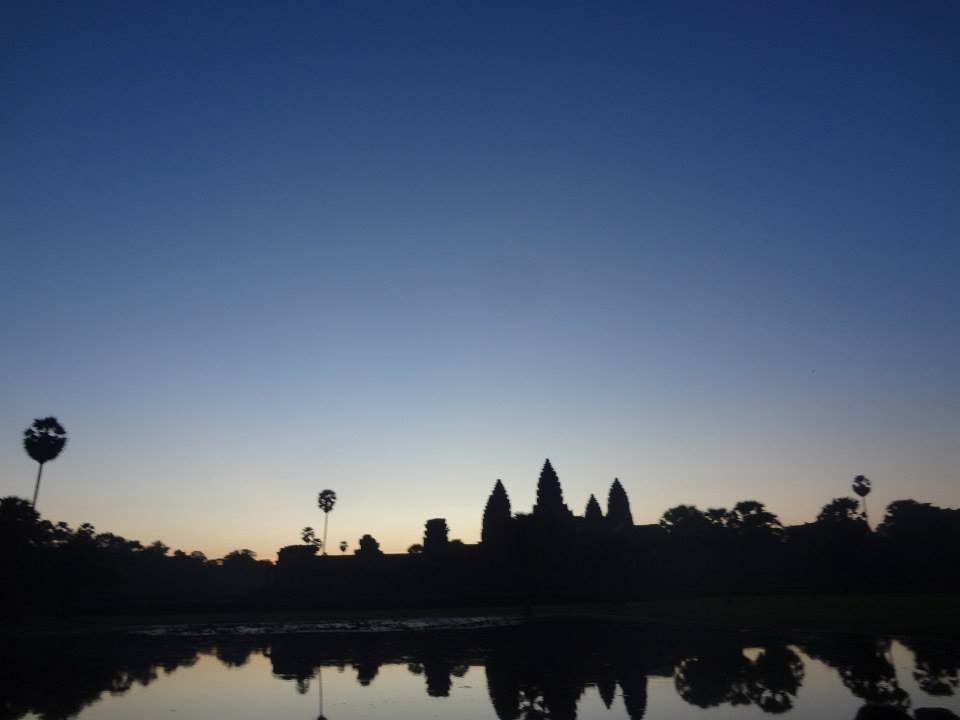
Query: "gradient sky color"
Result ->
[[2, 2, 958, 559]]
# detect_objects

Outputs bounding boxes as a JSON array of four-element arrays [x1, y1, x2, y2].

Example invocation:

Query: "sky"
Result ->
[[2, 1, 958, 559]]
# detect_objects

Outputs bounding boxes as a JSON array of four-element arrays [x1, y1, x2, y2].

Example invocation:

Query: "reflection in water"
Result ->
[[674, 643, 804, 713], [751, 645, 805, 713], [352, 655, 380, 687], [804, 636, 910, 707], [0, 621, 958, 719], [901, 637, 960, 698]]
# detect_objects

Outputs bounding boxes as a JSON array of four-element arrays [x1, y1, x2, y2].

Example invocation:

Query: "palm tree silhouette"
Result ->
[[317, 490, 337, 556], [23, 417, 67, 509], [852, 475, 872, 525]]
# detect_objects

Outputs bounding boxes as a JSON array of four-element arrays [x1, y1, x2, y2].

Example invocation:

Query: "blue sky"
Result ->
[[2, 1, 957, 557]]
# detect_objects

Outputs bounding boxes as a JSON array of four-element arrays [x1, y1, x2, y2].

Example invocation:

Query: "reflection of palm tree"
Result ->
[[317, 664, 326, 720], [317, 490, 337, 556], [23, 417, 67, 509]]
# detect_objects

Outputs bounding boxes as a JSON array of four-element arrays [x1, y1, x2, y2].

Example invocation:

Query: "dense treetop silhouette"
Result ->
[[3, 454, 959, 615]]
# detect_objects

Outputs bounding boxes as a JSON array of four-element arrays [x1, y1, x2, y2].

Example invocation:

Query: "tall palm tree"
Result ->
[[852, 475, 872, 525], [317, 489, 337, 556], [23, 417, 67, 509]]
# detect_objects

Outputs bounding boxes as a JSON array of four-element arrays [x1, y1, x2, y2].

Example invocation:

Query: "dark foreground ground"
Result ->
[[5, 592, 957, 638]]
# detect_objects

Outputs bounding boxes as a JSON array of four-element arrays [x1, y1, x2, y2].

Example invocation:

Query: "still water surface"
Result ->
[[4, 618, 959, 719]]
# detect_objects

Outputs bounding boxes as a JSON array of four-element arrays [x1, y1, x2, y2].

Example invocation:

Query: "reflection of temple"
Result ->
[[482, 622, 662, 720], [261, 627, 960, 720], [3, 621, 959, 720]]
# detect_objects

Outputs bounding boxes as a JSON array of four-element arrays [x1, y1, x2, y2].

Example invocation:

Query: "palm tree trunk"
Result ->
[[32, 463, 44, 509], [322, 512, 329, 556], [863, 496, 869, 527]]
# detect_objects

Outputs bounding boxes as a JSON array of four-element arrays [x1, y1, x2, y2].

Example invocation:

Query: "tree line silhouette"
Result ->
[[2, 456, 959, 614], [2, 620, 957, 720]]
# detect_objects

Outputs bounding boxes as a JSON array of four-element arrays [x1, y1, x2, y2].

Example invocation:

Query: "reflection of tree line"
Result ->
[[673, 644, 804, 713], [0, 634, 204, 720], [3, 623, 959, 720]]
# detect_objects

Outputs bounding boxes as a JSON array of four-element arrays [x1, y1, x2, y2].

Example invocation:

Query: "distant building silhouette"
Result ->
[[607, 478, 634, 529], [423, 518, 449, 556], [532, 459, 573, 527], [481, 480, 512, 547], [355, 534, 383, 558], [584, 493, 603, 524]]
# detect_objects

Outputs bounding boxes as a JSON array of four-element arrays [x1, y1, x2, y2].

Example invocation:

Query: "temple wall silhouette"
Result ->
[[2, 459, 959, 614]]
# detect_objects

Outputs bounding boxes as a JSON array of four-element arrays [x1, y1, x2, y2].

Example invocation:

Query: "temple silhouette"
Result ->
[[2, 458, 959, 614]]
